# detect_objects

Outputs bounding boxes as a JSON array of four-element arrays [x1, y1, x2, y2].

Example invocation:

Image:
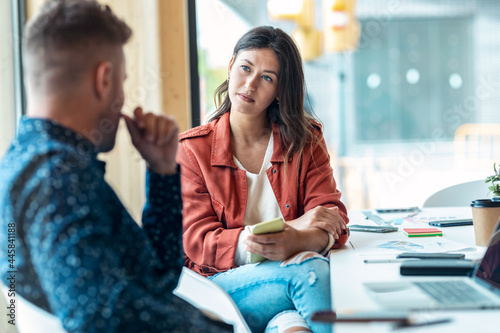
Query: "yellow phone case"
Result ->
[[248, 217, 284, 263]]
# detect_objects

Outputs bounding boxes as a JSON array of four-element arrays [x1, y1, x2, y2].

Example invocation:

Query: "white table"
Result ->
[[329, 207, 500, 333]]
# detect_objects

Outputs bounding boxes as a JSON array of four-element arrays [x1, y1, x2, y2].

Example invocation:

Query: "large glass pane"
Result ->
[[354, 16, 474, 143], [194, 0, 500, 209]]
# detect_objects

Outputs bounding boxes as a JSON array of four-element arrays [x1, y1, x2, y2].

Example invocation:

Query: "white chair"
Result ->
[[174, 267, 251, 333], [422, 179, 490, 207], [1, 283, 66, 333]]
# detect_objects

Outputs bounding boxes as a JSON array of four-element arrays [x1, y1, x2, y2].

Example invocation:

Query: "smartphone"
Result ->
[[428, 219, 473, 227], [375, 206, 420, 214], [249, 217, 284, 235], [248, 218, 284, 263], [349, 225, 398, 233], [400, 259, 476, 276], [397, 252, 465, 260]]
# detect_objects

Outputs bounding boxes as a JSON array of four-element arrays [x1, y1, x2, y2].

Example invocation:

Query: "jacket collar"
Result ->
[[211, 112, 235, 167], [211, 112, 285, 168]]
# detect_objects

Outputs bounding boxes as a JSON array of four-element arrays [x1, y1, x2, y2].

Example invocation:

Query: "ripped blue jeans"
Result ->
[[208, 252, 332, 333]]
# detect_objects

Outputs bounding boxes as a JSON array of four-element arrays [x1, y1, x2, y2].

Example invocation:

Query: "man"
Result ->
[[0, 0, 230, 332]]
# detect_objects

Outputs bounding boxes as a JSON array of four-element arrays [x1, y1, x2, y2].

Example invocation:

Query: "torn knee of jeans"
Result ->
[[280, 251, 324, 267], [307, 270, 317, 286], [266, 310, 312, 333]]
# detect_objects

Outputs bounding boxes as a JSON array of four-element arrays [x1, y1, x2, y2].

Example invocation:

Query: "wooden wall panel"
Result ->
[[157, 0, 192, 132], [98, 0, 159, 223]]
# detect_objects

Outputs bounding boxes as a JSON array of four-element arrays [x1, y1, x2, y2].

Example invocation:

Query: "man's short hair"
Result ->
[[24, 0, 132, 89]]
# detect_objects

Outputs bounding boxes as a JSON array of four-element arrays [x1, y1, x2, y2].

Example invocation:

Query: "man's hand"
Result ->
[[287, 206, 346, 239], [122, 106, 178, 175]]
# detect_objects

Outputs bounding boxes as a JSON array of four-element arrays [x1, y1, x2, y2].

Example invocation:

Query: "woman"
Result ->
[[177, 26, 349, 332]]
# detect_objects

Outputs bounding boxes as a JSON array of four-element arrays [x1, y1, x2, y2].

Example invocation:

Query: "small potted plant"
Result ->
[[485, 162, 500, 197]]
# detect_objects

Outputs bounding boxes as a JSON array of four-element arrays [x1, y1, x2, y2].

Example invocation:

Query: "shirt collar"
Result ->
[[16, 117, 101, 160]]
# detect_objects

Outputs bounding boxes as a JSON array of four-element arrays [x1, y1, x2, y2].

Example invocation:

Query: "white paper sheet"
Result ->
[[354, 237, 476, 260]]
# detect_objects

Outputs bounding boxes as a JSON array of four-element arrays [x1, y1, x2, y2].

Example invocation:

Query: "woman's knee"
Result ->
[[265, 310, 312, 333], [280, 251, 330, 284]]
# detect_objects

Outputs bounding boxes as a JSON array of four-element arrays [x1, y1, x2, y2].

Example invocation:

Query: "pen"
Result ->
[[363, 259, 416, 264], [396, 317, 452, 329]]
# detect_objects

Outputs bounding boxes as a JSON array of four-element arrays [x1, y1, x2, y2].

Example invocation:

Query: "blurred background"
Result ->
[[195, 0, 500, 210], [1, 0, 500, 220]]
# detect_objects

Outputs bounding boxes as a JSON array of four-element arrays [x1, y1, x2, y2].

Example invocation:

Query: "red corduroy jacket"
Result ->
[[177, 112, 349, 277]]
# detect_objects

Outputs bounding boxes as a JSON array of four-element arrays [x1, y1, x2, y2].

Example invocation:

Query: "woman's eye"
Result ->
[[263, 75, 273, 82], [241, 65, 250, 71]]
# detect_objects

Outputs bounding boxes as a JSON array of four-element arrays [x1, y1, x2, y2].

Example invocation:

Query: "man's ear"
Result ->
[[94, 61, 113, 100]]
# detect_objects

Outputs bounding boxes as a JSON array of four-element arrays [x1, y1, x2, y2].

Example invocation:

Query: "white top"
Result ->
[[233, 134, 283, 266]]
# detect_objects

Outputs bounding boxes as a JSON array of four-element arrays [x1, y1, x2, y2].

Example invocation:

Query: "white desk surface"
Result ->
[[329, 207, 500, 333]]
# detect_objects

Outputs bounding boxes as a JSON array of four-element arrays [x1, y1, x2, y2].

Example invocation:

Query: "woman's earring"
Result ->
[[227, 74, 230, 82], [275, 99, 279, 105]]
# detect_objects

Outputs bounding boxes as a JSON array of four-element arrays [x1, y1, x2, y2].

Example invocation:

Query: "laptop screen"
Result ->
[[475, 219, 500, 289]]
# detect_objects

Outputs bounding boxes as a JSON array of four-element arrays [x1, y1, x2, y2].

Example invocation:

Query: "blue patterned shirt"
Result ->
[[0, 118, 229, 332]]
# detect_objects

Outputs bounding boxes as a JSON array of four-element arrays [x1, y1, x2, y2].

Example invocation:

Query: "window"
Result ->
[[195, 0, 252, 123], [193, 0, 500, 209], [354, 15, 474, 143]]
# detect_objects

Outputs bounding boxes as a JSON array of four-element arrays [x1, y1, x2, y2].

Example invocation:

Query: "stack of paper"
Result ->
[[403, 228, 442, 237]]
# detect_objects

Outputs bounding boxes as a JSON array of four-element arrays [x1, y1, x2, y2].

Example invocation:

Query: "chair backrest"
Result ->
[[174, 267, 251, 333], [454, 123, 500, 170], [422, 179, 489, 207], [1, 283, 66, 333]]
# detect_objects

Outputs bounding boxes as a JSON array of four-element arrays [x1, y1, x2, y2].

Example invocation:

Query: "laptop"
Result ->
[[363, 219, 500, 310]]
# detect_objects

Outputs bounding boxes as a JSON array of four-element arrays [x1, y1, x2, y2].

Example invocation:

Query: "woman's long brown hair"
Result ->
[[208, 26, 322, 169]]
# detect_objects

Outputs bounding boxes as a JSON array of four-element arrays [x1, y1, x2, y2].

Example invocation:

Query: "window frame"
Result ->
[[187, 0, 201, 128], [12, 0, 26, 125]]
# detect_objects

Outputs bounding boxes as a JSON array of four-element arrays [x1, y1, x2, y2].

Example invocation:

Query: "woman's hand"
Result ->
[[244, 224, 328, 261], [287, 206, 346, 239]]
